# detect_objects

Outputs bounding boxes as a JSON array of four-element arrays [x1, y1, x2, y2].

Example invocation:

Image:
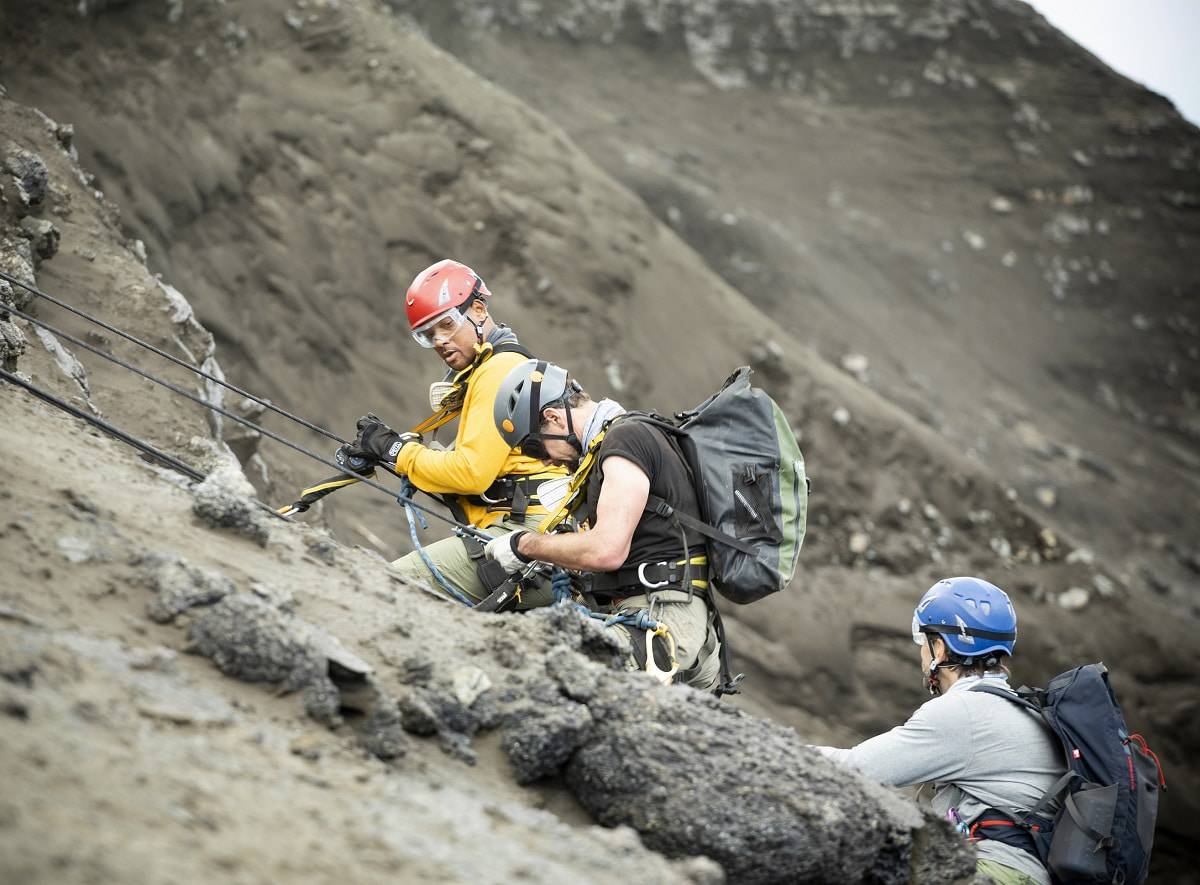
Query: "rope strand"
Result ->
[[1, 298, 489, 540], [0, 268, 346, 444], [1, 367, 207, 482]]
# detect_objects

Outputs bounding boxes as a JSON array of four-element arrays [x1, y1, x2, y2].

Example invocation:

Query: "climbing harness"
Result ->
[[590, 554, 710, 597]]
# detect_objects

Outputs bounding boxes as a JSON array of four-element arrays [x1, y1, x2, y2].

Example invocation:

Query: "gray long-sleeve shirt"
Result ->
[[814, 674, 1065, 884]]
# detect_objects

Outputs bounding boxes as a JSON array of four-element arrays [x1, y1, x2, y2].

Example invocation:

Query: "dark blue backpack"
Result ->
[[972, 664, 1165, 884]]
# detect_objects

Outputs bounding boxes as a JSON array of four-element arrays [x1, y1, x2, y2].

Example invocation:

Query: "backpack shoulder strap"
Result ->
[[969, 682, 1043, 715], [491, 342, 533, 358], [970, 683, 1078, 822], [645, 493, 758, 556]]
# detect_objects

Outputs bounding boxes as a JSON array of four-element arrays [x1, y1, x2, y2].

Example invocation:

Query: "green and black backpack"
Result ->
[[632, 366, 809, 605]]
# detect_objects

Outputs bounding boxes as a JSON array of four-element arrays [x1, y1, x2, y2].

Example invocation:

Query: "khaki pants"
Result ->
[[974, 860, 1045, 885], [388, 512, 555, 610], [605, 588, 722, 692]]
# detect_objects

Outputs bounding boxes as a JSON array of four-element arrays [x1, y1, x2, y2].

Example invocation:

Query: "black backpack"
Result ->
[[622, 366, 809, 605], [972, 664, 1165, 884]]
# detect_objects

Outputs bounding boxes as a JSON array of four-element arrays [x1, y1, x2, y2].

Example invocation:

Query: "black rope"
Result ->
[[1, 368, 293, 521], [0, 273, 494, 539], [1, 301, 489, 540], [1, 367, 206, 482], [0, 268, 347, 444]]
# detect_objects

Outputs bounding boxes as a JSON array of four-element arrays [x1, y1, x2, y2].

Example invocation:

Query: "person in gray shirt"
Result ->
[[812, 577, 1065, 885]]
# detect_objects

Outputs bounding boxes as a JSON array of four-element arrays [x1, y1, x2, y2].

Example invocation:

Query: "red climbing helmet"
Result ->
[[404, 259, 490, 340]]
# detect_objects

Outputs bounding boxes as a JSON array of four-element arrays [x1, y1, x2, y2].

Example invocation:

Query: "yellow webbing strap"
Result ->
[[536, 426, 609, 533], [676, 554, 709, 590], [411, 342, 496, 435], [275, 472, 373, 516], [300, 475, 363, 497]]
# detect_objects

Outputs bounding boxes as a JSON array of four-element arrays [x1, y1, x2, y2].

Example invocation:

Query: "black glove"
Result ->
[[334, 444, 375, 476], [351, 414, 422, 463]]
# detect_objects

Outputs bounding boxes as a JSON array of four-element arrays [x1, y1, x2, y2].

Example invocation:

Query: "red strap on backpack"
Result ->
[[1126, 733, 1167, 789]]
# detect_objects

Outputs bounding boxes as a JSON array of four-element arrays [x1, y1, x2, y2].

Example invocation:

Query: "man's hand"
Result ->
[[351, 415, 421, 463], [334, 444, 375, 476], [484, 531, 532, 574]]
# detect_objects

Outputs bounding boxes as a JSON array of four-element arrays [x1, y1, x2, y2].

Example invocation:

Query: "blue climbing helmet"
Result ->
[[912, 576, 1017, 660]]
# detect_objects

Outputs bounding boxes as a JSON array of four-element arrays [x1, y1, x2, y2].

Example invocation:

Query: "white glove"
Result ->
[[484, 531, 532, 574]]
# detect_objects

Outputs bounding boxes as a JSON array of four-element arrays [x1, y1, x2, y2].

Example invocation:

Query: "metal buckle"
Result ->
[[637, 562, 671, 589], [478, 480, 512, 505]]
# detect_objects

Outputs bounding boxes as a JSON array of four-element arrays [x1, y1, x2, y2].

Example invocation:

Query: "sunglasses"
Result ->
[[912, 614, 928, 645]]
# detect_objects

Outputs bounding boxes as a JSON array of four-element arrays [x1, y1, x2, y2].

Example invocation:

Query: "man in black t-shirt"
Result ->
[[483, 360, 721, 692]]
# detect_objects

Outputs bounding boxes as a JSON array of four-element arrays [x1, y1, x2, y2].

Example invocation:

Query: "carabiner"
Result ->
[[642, 624, 679, 685]]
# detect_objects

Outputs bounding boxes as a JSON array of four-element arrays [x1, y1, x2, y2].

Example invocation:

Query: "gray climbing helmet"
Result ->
[[493, 359, 580, 454]]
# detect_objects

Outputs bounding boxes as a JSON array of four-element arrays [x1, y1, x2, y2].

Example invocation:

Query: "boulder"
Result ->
[[563, 682, 976, 884], [191, 458, 271, 546], [502, 697, 594, 785], [139, 553, 234, 624], [186, 593, 345, 723], [398, 675, 502, 764], [3, 146, 49, 211]]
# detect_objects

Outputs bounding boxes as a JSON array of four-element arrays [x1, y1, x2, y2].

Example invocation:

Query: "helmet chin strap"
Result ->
[[464, 294, 487, 344], [925, 637, 955, 696], [927, 658, 945, 696], [562, 401, 582, 456], [533, 400, 583, 464], [925, 644, 990, 695]]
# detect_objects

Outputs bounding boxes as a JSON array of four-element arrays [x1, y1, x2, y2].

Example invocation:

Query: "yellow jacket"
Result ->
[[393, 349, 566, 529]]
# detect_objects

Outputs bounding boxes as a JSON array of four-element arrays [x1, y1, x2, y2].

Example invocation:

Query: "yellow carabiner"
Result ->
[[643, 623, 679, 685]]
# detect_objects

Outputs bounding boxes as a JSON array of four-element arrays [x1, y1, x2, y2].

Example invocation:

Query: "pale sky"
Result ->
[[1028, 0, 1200, 126]]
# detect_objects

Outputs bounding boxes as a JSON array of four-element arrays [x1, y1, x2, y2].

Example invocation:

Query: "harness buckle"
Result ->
[[478, 479, 511, 505], [637, 562, 671, 590]]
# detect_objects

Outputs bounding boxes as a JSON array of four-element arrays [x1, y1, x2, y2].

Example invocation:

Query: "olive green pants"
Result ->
[[975, 859, 1044, 885], [604, 588, 722, 692], [387, 512, 554, 610]]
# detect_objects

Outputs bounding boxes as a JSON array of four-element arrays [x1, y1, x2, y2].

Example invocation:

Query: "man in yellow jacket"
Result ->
[[341, 259, 565, 607]]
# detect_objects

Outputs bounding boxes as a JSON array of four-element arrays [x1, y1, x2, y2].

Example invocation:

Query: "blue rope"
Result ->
[[400, 479, 475, 607], [551, 568, 574, 603], [550, 568, 661, 631]]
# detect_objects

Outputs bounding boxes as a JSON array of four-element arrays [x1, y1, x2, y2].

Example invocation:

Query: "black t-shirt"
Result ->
[[584, 419, 705, 571]]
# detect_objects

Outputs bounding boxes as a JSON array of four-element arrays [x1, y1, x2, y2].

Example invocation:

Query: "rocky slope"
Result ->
[[395, 0, 1200, 621], [0, 114, 975, 881], [1, 0, 1196, 880]]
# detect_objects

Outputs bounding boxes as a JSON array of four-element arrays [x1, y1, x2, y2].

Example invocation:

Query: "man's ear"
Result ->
[[470, 299, 489, 322], [542, 406, 566, 429]]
